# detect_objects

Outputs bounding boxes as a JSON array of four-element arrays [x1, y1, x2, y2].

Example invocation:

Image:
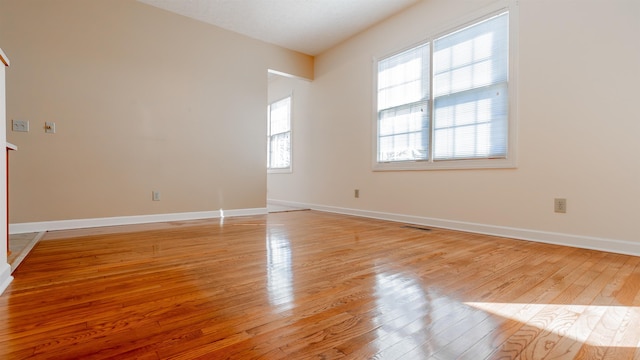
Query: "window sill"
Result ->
[[372, 158, 517, 171], [268, 168, 292, 174]]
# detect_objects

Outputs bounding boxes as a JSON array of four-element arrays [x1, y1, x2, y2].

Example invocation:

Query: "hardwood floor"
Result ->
[[8, 232, 45, 273], [1, 210, 639, 359]]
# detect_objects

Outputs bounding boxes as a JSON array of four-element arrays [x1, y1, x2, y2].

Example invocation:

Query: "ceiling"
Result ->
[[137, 0, 420, 56]]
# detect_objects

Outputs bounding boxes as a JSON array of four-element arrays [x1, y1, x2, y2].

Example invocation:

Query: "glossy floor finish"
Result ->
[[8, 232, 44, 273], [1, 211, 640, 359]]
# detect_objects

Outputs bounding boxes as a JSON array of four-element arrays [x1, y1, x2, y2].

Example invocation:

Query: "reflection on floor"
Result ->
[[8, 232, 45, 273], [2, 211, 640, 358]]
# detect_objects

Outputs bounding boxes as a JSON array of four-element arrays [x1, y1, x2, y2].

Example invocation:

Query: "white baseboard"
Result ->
[[9, 200, 640, 257], [267, 199, 640, 257], [9, 207, 268, 235], [0, 263, 13, 296]]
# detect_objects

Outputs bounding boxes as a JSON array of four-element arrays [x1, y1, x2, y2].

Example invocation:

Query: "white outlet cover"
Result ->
[[12, 119, 29, 132]]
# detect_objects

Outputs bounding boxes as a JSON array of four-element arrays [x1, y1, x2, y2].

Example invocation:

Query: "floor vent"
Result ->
[[401, 225, 432, 232]]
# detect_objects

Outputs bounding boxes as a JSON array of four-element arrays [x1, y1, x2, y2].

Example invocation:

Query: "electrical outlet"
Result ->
[[554, 198, 567, 213], [354, 189, 360, 198], [152, 191, 161, 201], [12, 119, 29, 132]]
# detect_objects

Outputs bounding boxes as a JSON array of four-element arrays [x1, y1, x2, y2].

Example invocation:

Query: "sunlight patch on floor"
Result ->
[[466, 301, 640, 347]]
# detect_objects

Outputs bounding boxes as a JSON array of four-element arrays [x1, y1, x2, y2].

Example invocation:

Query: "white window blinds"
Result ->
[[375, 11, 510, 167], [377, 44, 430, 162], [433, 12, 509, 160]]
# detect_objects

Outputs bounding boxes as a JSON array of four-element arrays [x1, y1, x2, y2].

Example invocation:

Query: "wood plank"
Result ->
[[0, 210, 638, 359]]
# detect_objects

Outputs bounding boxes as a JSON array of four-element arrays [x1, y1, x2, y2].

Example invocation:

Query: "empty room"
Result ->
[[0, 0, 639, 359]]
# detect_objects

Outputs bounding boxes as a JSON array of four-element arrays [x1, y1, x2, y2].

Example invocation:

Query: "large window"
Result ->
[[375, 11, 514, 170], [267, 96, 292, 171]]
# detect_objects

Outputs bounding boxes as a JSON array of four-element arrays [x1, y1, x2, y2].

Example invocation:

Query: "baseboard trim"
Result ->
[[11, 232, 46, 273], [0, 263, 13, 296], [9, 207, 268, 235], [10, 200, 640, 257], [267, 199, 640, 257]]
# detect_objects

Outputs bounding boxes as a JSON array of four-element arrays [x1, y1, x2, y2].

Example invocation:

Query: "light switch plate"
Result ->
[[45, 121, 56, 134]]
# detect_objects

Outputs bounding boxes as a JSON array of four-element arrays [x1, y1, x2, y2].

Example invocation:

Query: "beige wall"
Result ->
[[268, 0, 640, 246], [0, 0, 312, 223], [4, 0, 639, 250]]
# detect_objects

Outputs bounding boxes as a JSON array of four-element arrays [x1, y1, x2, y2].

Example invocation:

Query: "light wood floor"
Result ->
[[1, 210, 639, 359]]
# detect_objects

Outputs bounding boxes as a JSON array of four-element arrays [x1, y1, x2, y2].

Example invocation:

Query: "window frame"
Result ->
[[372, 4, 518, 171], [267, 94, 293, 173]]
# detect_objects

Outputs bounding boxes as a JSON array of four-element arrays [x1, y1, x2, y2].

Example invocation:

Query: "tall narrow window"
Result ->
[[377, 44, 430, 162], [267, 96, 291, 171], [433, 12, 509, 160], [375, 10, 513, 170]]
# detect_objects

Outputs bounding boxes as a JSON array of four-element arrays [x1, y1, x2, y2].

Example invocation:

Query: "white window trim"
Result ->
[[372, 2, 518, 171], [268, 166, 293, 174], [268, 93, 293, 174]]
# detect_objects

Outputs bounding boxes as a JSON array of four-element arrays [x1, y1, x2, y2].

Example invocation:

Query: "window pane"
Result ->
[[268, 96, 291, 169], [378, 43, 429, 110], [379, 131, 428, 162], [377, 43, 430, 162], [378, 102, 429, 161], [433, 13, 508, 97], [269, 132, 290, 168], [434, 83, 508, 160], [433, 12, 509, 160], [379, 102, 427, 136], [270, 97, 290, 135]]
